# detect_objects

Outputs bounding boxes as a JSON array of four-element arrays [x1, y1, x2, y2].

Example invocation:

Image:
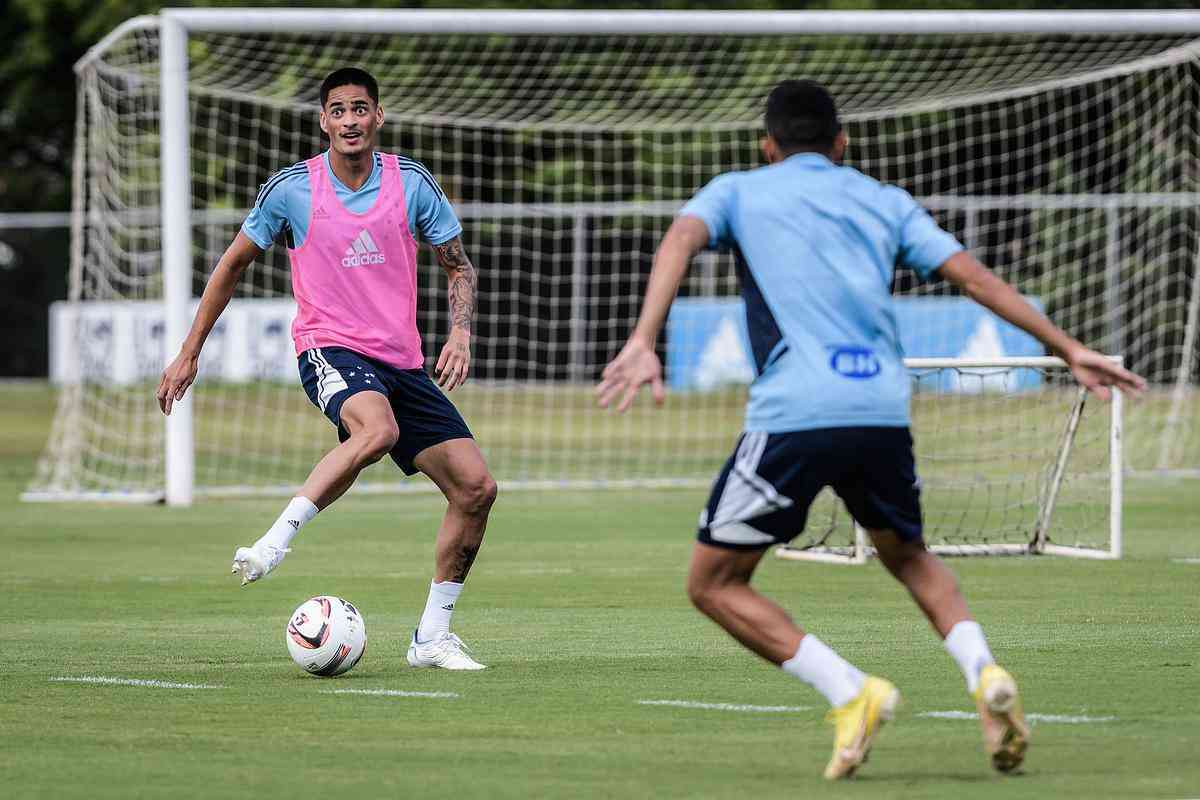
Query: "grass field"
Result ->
[[3, 380, 1199, 799]]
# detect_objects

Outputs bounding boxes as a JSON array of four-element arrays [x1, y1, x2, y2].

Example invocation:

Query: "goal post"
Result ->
[[160, 12, 193, 507], [30, 10, 1200, 555]]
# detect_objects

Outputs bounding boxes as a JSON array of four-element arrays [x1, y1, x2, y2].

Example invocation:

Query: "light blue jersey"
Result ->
[[241, 151, 462, 251], [679, 152, 963, 432]]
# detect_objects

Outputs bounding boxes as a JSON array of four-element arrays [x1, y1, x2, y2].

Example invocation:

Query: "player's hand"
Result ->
[[1065, 345, 1146, 401], [157, 351, 199, 415], [436, 328, 471, 392], [596, 337, 666, 413]]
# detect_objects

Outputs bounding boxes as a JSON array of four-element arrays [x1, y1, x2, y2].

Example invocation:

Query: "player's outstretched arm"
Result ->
[[433, 236, 476, 392], [156, 232, 262, 415], [596, 215, 709, 413], [938, 251, 1146, 400]]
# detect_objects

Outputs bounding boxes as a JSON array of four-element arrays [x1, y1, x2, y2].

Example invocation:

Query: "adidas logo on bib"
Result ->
[[342, 229, 386, 267]]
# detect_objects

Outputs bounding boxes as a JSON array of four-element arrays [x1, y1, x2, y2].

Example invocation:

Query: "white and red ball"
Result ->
[[285, 596, 367, 677]]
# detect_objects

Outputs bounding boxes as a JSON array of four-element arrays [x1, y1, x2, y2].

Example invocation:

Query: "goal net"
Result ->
[[29, 11, 1199, 556], [779, 358, 1120, 562]]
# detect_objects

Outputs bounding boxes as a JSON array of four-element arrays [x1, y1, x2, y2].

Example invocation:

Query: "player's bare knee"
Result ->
[[481, 474, 499, 510], [355, 424, 399, 465], [453, 472, 497, 516]]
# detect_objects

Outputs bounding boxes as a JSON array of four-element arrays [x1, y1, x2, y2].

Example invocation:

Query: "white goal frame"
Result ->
[[138, 9, 1200, 506], [777, 356, 1124, 564]]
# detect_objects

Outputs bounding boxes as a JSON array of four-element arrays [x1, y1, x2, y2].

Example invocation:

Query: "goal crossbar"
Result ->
[[161, 9, 1200, 36]]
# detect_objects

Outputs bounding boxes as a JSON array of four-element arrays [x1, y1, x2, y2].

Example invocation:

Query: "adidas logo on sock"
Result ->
[[341, 229, 386, 267], [287, 519, 300, 530], [440, 603, 455, 611]]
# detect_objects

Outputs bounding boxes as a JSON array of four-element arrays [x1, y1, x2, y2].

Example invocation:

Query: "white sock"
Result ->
[[781, 634, 867, 708], [944, 620, 995, 694], [416, 580, 463, 642], [257, 496, 318, 551]]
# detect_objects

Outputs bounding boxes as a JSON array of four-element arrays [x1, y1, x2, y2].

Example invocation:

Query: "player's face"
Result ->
[[320, 85, 384, 156]]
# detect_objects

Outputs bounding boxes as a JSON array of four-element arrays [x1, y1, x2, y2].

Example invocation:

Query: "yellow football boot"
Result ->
[[823, 676, 901, 780], [974, 664, 1030, 773]]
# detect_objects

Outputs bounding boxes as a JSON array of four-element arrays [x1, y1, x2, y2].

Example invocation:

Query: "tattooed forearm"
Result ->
[[447, 267, 476, 332], [435, 237, 477, 333]]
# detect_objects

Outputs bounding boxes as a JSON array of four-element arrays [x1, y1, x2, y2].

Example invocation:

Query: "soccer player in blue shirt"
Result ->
[[598, 80, 1145, 779]]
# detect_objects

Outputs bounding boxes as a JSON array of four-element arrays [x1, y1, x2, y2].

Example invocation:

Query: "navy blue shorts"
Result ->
[[298, 346, 473, 476], [698, 427, 923, 550]]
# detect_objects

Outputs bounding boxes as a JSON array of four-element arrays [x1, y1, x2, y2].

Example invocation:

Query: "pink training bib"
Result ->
[[288, 153, 423, 369]]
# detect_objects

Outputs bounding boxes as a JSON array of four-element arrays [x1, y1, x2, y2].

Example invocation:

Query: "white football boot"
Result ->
[[407, 631, 487, 670], [230, 543, 289, 586]]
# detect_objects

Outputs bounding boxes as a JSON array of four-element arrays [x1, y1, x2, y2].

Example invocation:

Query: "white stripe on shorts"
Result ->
[[308, 349, 349, 412], [708, 521, 776, 546], [708, 431, 794, 539], [306, 351, 325, 403]]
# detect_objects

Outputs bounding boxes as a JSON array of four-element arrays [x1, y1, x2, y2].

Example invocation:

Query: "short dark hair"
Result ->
[[765, 80, 841, 152], [320, 67, 380, 107]]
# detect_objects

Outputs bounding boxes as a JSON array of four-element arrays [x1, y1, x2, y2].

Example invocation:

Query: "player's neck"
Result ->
[[327, 148, 375, 191], [776, 148, 835, 162]]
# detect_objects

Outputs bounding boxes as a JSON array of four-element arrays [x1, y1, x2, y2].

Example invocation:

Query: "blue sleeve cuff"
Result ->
[[677, 208, 721, 250], [428, 223, 464, 247], [240, 222, 273, 251], [912, 237, 964, 281]]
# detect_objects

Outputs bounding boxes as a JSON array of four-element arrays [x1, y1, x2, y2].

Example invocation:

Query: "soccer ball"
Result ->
[[285, 596, 367, 677]]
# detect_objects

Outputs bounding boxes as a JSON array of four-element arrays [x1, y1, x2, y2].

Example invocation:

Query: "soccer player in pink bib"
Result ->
[[157, 68, 495, 670]]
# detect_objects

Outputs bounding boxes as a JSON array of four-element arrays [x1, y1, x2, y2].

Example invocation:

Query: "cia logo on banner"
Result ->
[[695, 316, 755, 390], [252, 313, 292, 380], [665, 299, 754, 391], [945, 315, 1008, 393], [80, 315, 115, 382], [134, 317, 167, 380]]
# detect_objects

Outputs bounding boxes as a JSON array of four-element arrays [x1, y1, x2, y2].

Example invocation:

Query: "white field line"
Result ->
[[321, 688, 459, 699], [1171, 558, 1200, 564], [50, 675, 223, 690], [919, 710, 1116, 724], [919, 710, 979, 720], [1028, 713, 1118, 724], [638, 699, 810, 713]]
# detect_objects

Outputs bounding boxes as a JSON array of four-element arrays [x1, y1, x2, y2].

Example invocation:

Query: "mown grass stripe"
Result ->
[[321, 688, 459, 699], [919, 710, 1116, 724], [638, 699, 810, 713], [50, 676, 223, 690]]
